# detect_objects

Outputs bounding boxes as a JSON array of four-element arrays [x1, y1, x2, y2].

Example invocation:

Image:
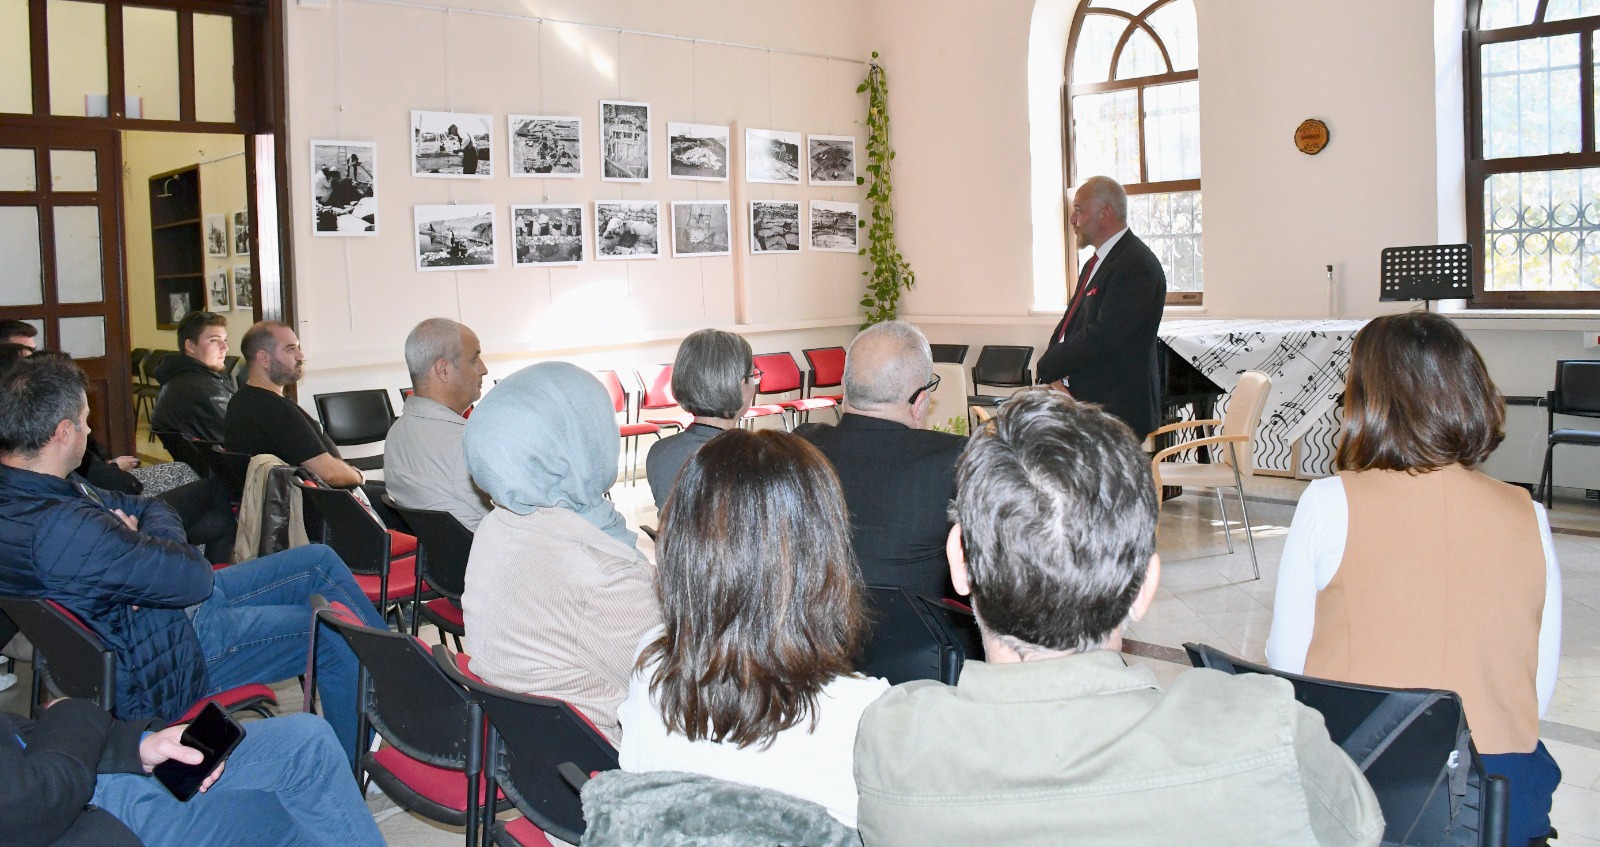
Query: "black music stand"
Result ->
[[1380, 244, 1473, 310]]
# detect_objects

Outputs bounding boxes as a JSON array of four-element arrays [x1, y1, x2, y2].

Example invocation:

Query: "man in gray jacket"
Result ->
[[385, 318, 491, 529], [853, 389, 1384, 846]]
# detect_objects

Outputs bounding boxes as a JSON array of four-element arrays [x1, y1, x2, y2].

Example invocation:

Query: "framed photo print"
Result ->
[[415, 204, 498, 271], [207, 269, 230, 310], [810, 201, 860, 252], [750, 200, 801, 253], [511, 204, 585, 266], [311, 140, 377, 235], [411, 110, 493, 178], [807, 135, 857, 185], [667, 122, 729, 181], [508, 116, 582, 177], [671, 200, 731, 257], [205, 215, 227, 257], [231, 210, 249, 255], [599, 101, 651, 181], [745, 128, 801, 184], [595, 201, 660, 259], [233, 265, 254, 310]]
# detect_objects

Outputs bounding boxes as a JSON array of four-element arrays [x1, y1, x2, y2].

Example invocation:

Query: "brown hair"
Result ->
[[1337, 312, 1504, 473], [640, 428, 866, 748], [177, 310, 228, 352]]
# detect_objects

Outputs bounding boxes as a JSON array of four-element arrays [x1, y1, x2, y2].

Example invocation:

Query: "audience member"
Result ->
[[621, 428, 886, 827], [796, 320, 964, 597], [854, 388, 1383, 845], [4, 699, 384, 847], [224, 321, 365, 489], [152, 310, 237, 444], [461, 362, 658, 743], [384, 318, 491, 530], [644, 329, 756, 510], [0, 355, 386, 763], [0, 318, 37, 348], [1267, 311, 1563, 845]]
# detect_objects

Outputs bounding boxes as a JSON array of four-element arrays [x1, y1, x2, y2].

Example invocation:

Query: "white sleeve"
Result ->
[[1531, 502, 1562, 717], [1266, 477, 1349, 674]]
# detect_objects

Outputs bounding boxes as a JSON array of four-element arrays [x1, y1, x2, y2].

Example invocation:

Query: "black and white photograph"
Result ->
[[595, 200, 660, 259], [667, 122, 729, 181], [168, 292, 192, 323], [232, 210, 250, 255], [412, 110, 493, 178], [415, 204, 498, 270], [207, 269, 230, 311], [205, 214, 227, 257], [233, 265, 254, 311], [746, 129, 802, 184], [810, 200, 860, 252], [509, 116, 582, 177], [750, 200, 801, 252], [600, 101, 651, 181], [671, 200, 731, 257], [311, 140, 377, 236], [512, 204, 584, 266], [807, 135, 857, 185]]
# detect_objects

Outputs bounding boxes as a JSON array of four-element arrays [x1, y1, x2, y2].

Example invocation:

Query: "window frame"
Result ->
[[1063, 0, 1201, 306], [1465, 0, 1600, 308]]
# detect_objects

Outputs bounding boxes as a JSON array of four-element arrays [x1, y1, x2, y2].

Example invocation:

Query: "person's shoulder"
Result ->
[[792, 421, 834, 442], [1160, 667, 1306, 735]]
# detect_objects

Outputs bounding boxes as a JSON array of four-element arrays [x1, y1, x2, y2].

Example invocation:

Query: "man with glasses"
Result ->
[[797, 320, 965, 597]]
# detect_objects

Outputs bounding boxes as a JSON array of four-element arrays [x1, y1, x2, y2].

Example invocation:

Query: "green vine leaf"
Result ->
[[857, 59, 915, 328]]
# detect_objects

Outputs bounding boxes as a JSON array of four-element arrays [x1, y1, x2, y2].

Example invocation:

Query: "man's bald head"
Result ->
[[843, 320, 934, 414], [1076, 176, 1127, 223]]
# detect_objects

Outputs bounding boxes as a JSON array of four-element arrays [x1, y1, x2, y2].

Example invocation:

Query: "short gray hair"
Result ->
[[843, 320, 932, 410], [1079, 176, 1128, 223], [405, 318, 468, 386], [672, 329, 752, 418]]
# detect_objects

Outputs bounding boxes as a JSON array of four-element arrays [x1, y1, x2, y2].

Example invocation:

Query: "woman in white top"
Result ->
[[618, 429, 888, 827]]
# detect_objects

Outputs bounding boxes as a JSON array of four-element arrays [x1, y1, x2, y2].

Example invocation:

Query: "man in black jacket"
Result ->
[[152, 310, 236, 445], [796, 321, 965, 598], [1035, 176, 1167, 439], [2, 698, 383, 847]]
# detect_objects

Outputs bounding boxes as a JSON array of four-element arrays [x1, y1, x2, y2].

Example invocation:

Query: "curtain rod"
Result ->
[[347, 0, 870, 66]]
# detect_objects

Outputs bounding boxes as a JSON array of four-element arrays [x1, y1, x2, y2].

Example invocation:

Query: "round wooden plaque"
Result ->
[[1295, 119, 1330, 155]]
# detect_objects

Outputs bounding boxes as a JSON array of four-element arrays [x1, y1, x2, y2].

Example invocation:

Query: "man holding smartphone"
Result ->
[[2, 698, 383, 847]]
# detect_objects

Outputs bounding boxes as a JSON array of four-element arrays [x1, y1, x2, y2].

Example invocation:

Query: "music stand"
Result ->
[[1380, 244, 1473, 310]]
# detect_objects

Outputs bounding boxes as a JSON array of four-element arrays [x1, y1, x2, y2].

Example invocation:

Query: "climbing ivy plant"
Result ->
[[856, 53, 915, 327]]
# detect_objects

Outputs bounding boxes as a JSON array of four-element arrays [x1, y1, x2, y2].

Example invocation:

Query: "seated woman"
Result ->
[[619, 428, 888, 827], [644, 328, 756, 510], [461, 362, 658, 744], [1266, 312, 1562, 845]]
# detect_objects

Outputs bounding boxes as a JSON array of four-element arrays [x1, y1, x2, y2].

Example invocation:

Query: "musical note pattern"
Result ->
[[1160, 319, 1368, 477]]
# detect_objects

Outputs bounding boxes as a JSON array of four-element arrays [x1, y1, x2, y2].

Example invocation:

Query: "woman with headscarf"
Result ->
[[461, 362, 657, 743]]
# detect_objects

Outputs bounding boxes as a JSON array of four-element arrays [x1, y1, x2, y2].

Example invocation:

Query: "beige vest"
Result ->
[[1304, 465, 1544, 754]]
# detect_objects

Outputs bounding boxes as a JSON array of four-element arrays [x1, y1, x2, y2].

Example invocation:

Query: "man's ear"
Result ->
[[1128, 554, 1161, 623], [946, 524, 971, 597], [50, 416, 76, 445]]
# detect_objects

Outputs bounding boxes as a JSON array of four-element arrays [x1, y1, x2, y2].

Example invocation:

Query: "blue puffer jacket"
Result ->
[[0, 464, 213, 722]]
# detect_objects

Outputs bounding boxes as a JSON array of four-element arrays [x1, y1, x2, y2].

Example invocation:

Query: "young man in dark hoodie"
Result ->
[[152, 310, 236, 445]]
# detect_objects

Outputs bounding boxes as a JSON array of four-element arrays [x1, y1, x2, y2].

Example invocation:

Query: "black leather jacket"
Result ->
[[152, 353, 235, 443]]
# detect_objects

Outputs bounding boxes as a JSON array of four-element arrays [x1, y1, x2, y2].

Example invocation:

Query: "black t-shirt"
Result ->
[[224, 385, 340, 466]]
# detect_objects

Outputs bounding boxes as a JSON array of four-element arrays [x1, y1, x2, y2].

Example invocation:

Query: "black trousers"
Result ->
[[157, 476, 237, 564]]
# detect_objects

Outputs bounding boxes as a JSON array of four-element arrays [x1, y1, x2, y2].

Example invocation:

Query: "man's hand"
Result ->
[[111, 456, 140, 472], [139, 724, 226, 793], [111, 509, 139, 532]]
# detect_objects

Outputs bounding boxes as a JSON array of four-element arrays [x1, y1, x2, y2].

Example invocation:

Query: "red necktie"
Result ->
[[1057, 254, 1098, 342]]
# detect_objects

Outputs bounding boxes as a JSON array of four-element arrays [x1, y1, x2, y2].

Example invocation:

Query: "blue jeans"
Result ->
[[191, 544, 386, 763], [90, 713, 385, 847]]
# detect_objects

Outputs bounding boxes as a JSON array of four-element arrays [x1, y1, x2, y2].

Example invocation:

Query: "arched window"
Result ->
[[1467, 0, 1600, 308], [1064, 0, 1201, 305]]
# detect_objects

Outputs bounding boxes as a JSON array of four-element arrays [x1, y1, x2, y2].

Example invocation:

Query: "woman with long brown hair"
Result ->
[[618, 428, 887, 826], [1267, 312, 1563, 846]]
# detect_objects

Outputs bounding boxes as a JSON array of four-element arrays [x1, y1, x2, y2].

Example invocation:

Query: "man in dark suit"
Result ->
[[796, 320, 965, 598], [1036, 176, 1166, 438]]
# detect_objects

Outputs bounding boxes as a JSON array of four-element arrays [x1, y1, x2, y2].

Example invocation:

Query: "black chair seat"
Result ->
[[967, 394, 1014, 407], [1549, 427, 1600, 445], [348, 454, 385, 471]]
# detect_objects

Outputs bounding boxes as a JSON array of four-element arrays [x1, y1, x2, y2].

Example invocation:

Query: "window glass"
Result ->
[[0, 207, 43, 306], [123, 6, 180, 121], [0, 148, 36, 191], [193, 13, 235, 123], [1130, 191, 1204, 293], [1072, 90, 1140, 184], [1071, 14, 1125, 86], [1116, 27, 1165, 79], [1544, 0, 1600, 23], [1479, 0, 1539, 29], [1148, 1, 1198, 72], [1143, 80, 1200, 182], [54, 206, 103, 303], [1484, 168, 1600, 292], [49, 149, 96, 192], [1481, 36, 1581, 159], [0, 0, 31, 114], [47, 0, 108, 117]]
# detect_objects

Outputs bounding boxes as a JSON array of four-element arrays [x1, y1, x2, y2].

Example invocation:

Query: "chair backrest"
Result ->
[[1553, 359, 1600, 417], [130, 348, 149, 379], [929, 343, 969, 365], [385, 503, 473, 601], [209, 445, 253, 505], [855, 586, 981, 686], [313, 389, 395, 447], [228, 355, 248, 389], [293, 480, 390, 573], [594, 370, 630, 415], [221, 355, 240, 379], [399, 386, 415, 401], [141, 350, 172, 383], [801, 346, 846, 393], [634, 364, 677, 411], [1184, 643, 1504, 847], [0, 596, 116, 711], [751, 352, 804, 396], [972, 345, 1034, 389], [155, 431, 215, 476], [1218, 371, 1271, 475], [434, 645, 619, 845]]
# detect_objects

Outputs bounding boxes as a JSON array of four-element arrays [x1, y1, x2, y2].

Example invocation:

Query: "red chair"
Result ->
[[383, 497, 471, 650], [595, 370, 662, 486], [751, 352, 838, 428], [291, 479, 420, 624], [633, 364, 694, 431], [801, 346, 847, 418]]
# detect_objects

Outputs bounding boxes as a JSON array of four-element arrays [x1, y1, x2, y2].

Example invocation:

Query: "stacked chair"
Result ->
[[751, 352, 838, 428]]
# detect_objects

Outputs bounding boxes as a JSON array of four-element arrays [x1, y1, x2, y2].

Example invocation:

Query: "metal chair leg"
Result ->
[[1213, 488, 1234, 554], [1229, 449, 1260, 581], [1539, 442, 1556, 509]]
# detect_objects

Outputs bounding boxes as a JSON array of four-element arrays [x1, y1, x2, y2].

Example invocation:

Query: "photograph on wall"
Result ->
[[667, 122, 729, 181], [512, 204, 584, 266], [595, 200, 660, 259], [807, 135, 857, 185], [415, 204, 497, 271], [671, 200, 731, 257], [311, 140, 378, 235], [600, 101, 651, 181], [509, 116, 582, 177], [168, 292, 192, 323], [205, 215, 227, 257], [745, 129, 802, 184], [411, 110, 493, 178], [750, 200, 801, 253], [810, 200, 860, 252], [207, 269, 230, 311], [232, 210, 250, 255], [233, 266, 254, 310]]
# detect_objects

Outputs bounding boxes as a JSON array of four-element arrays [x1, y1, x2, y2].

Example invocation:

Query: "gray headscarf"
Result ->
[[463, 361, 635, 547]]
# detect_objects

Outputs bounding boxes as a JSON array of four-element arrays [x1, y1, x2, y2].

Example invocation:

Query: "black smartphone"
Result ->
[[152, 701, 246, 802]]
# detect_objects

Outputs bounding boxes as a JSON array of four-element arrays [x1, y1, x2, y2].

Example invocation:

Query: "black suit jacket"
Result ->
[[795, 414, 965, 598], [1036, 231, 1167, 438]]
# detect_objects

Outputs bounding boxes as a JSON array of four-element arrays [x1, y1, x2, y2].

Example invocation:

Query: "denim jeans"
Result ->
[[89, 713, 385, 847], [190, 544, 385, 763]]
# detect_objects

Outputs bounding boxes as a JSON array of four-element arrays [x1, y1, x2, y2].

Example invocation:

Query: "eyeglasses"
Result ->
[[908, 373, 941, 404], [745, 368, 763, 384]]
